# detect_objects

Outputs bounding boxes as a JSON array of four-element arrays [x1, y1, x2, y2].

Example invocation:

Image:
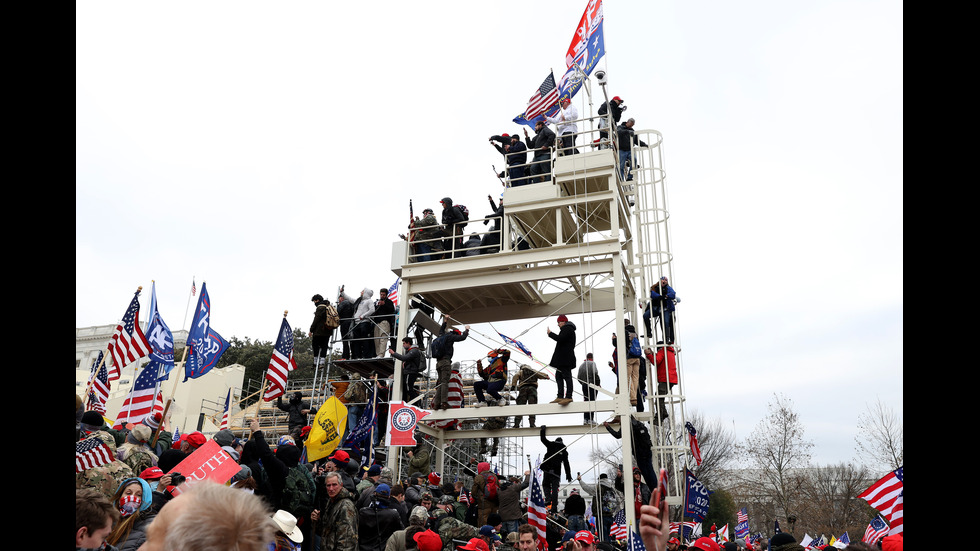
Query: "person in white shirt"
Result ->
[[545, 97, 579, 156]]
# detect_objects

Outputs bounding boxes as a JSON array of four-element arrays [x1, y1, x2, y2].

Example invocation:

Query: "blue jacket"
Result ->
[[650, 285, 676, 313]]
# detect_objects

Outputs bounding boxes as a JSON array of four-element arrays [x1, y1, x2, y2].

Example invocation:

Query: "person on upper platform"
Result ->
[[523, 120, 556, 184], [490, 133, 529, 187], [473, 348, 510, 407], [440, 197, 467, 258], [545, 97, 579, 156], [650, 276, 677, 344], [616, 118, 647, 181]]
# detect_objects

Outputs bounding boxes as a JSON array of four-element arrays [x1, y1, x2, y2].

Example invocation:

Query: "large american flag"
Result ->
[[627, 529, 646, 551], [862, 515, 889, 544], [263, 317, 297, 401], [87, 352, 110, 414], [107, 290, 152, 381], [685, 422, 703, 466], [610, 509, 629, 540], [527, 470, 549, 551], [76, 436, 114, 473], [114, 363, 162, 429], [858, 467, 903, 535], [523, 72, 560, 122], [427, 369, 463, 430]]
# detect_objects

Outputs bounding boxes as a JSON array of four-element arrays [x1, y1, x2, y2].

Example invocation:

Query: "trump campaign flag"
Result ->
[[386, 401, 430, 446], [144, 282, 177, 382], [565, 0, 604, 68], [184, 282, 229, 381], [736, 507, 750, 540], [684, 468, 710, 522], [306, 396, 348, 461]]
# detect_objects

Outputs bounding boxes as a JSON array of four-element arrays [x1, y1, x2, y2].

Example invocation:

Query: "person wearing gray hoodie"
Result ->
[[341, 287, 376, 358]]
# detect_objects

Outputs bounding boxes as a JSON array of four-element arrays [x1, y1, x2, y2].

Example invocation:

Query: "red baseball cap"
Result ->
[[612, 96, 623, 102], [185, 431, 207, 449], [329, 449, 350, 463], [458, 538, 490, 551], [691, 537, 721, 551], [415, 530, 443, 551], [139, 466, 164, 480], [573, 531, 595, 545]]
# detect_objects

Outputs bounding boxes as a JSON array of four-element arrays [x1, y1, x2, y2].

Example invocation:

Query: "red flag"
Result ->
[[565, 0, 604, 68], [386, 402, 430, 446]]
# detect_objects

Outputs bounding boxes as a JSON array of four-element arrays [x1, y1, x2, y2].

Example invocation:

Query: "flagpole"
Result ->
[[182, 276, 195, 331], [367, 373, 378, 466], [151, 344, 189, 448]]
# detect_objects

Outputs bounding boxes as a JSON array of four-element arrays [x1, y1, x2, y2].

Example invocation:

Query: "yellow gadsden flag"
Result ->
[[305, 396, 348, 462]]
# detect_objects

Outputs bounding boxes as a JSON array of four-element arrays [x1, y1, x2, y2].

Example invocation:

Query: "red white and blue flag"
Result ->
[[184, 282, 230, 381], [219, 387, 232, 430], [87, 352, 110, 414], [735, 507, 750, 540], [610, 509, 629, 540], [114, 363, 162, 429], [527, 470, 550, 551], [388, 278, 400, 306], [76, 436, 114, 473], [107, 290, 152, 381], [386, 401, 430, 446], [858, 467, 903, 535], [263, 317, 298, 401], [686, 422, 703, 466], [514, 72, 561, 127], [862, 515, 889, 544], [565, 0, 604, 68], [498, 332, 532, 358]]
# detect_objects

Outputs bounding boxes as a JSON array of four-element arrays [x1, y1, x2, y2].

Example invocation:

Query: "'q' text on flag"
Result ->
[[263, 317, 298, 401]]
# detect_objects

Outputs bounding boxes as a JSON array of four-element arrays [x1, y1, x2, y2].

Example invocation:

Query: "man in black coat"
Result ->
[[539, 425, 572, 510], [440, 197, 467, 258], [389, 337, 424, 403], [337, 291, 356, 360], [546, 315, 576, 404], [604, 416, 657, 493], [523, 120, 556, 183], [358, 484, 405, 551], [490, 133, 529, 186]]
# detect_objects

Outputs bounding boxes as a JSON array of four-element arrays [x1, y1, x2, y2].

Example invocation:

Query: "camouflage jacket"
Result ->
[[117, 444, 157, 476], [433, 509, 476, 551], [320, 488, 358, 551], [76, 461, 136, 502]]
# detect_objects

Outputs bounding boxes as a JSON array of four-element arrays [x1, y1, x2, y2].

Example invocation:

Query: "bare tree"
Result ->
[[686, 409, 737, 489], [797, 462, 875, 537], [735, 393, 813, 526], [854, 397, 903, 471]]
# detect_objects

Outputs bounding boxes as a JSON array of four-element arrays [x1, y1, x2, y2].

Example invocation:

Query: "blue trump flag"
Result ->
[[184, 282, 230, 381], [144, 282, 176, 382], [684, 468, 710, 522], [343, 388, 377, 448]]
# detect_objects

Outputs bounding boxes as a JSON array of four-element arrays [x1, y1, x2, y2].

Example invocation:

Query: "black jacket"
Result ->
[[526, 126, 556, 153], [598, 100, 625, 124], [547, 322, 577, 369], [391, 346, 423, 373], [435, 321, 469, 360], [604, 417, 653, 460], [540, 427, 572, 480]]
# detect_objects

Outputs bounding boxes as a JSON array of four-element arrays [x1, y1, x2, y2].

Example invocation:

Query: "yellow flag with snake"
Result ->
[[305, 396, 348, 461]]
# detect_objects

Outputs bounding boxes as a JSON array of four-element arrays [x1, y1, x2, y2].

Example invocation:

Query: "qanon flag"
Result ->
[[306, 396, 348, 462], [386, 401, 431, 446]]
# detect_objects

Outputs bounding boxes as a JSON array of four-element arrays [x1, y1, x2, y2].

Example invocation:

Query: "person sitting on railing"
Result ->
[[490, 133, 529, 186], [544, 97, 579, 156], [523, 120, 556, 184], [473, 348, 510, 407]]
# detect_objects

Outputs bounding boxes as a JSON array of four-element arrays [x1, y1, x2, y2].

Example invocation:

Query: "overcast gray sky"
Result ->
[[76, 0, 903, 473]]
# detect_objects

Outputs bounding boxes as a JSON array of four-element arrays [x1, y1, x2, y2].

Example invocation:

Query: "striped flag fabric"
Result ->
[[107, 289, 152, 381], [76, 436, 114, 473], [87, 352, 110, 414], [858, 467, 903, 535], [522, 72, 560, 122], [219, 388, 232, 430], [113, 363, 161, 429], [427, 369, 463, 430], [610, 509, 629, 540], [388, 278, 400, 306], [263, 317, 298, 401], [191, 278, 196, 296], [685, 422, 703, 466], [862, 515, 889, 544], [527, 470, 549, 551]]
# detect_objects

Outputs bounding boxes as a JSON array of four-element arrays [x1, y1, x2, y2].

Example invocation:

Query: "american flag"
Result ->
[[107, 290, 152, 381], [862, 515, 889, 544], [836, 532, 850, 547], [113, 363, 162, 429], [858, 467, 903, 535], [263, 317, 298, 401], [428, 369, 463, 430], [737, 508, 748, 524], [458, 488, 472, 506], [87, 352, 110, 414], [627, 529, 646, 551], [523, 72, 560, 122], [685, 422, 703, 466], [498, 332, 532, 358], [610, 509, 628, 540], [191, 278, 196, 296], [76, 436, 114, 473], [219, 387, 232, 430], [527, 471, 549, 551], [388, 278, 400, 306], [735, 507, 750, 540]]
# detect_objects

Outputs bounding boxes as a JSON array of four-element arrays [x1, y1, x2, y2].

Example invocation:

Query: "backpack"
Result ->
[[628, 335, 642, 357], [600, 487, 619, 515], [456, 205, 470, 228], [281, 465, 316, 517], [324, 304, 340, 329], [484, 472, 499, 501], [430, 333, 450, 359]]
